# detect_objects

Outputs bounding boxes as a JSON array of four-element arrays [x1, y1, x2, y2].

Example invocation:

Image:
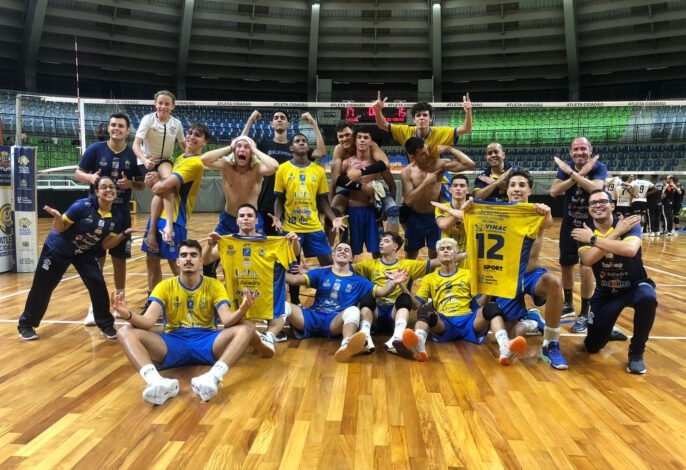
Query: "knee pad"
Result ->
[[482, 302, 504, 321], [359, 292, 377, 311], [281, 302, 292, 319], [342, 306, 360, 328], [203, 260, 219, 278], [416, 302, 438, 327], [394, 293, 412, 312]]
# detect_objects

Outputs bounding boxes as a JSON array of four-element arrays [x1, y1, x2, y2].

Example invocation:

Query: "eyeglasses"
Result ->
[[589, 199, 611, 207], [98, 185, 116, 190]]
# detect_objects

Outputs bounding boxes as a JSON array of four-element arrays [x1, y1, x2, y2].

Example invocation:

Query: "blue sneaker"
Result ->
[[540, 341, 569, 370], [570, 315, 588, 333]]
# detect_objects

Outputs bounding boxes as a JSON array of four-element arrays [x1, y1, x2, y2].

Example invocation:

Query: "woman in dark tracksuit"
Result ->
[[17, 176, 131, 341]]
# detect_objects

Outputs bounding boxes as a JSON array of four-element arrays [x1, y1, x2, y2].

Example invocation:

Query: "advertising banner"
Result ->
[[0, 146, 13, 273], [12, 146, 38, 272]]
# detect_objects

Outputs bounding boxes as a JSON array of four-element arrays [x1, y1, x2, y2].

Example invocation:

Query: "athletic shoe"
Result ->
[[362, 334, 376, 354], [570, 315, 588, 333], [627, 355, 647, 374], [499, 336, 527, 366], [191, 374, 220, 401], [18, 326, 39, 341], [254, 331, 275, 358], [384, 336, 400, 354], [101, 326, 117, 339], [561, 302, 575, 318], [391, 337, 414, 359], [334, 331, 366, 362], [83, 304, 96, 326], [401, 329, 428, 362], [540, 341, 569, 370], [273, 331, 288, 343], [609, 327, 628, 341], [143, 378, 179, 405], [522, 308, 545, 335]]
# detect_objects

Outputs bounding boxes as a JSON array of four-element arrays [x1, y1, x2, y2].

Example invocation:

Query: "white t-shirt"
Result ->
[[135, 113, 184, 165], [605, 176, 621, 194], [630, 179, 654, 203], [614, 182, 633, 207]]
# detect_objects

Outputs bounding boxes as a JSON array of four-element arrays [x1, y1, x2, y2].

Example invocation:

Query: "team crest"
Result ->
[[0, 204, 13, 235], [259, 247, 265, 256], [243, 247, 251, 256], [173, 296, 181, 309], [18, 155, 30, 166]]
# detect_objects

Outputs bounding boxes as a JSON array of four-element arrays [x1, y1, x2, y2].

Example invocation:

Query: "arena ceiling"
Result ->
[[1, 0, 686, 100]]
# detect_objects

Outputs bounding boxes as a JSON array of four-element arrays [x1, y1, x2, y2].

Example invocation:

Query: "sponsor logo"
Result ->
[[0, 204, 12, 234]]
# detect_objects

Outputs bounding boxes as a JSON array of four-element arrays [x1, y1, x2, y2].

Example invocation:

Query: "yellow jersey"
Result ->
[[415, 268, 472, 317], [217, 234, 296, 321], [464, 201, 543, 299], [388, 124, 457, 159], [274, 160, 329, 233], [353, 258, 431, 304], [150, 276, 229, 332]]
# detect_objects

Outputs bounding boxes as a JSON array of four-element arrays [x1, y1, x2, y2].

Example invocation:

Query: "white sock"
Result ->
[[341, 336, 350, 347], [543, 327, 560, 347], [416, 329, 428, 349], [495, 330, 510, 350], [393, 319, 407, 339], [209, 361, 229, 382], [140, 364, 162, 385], [360, 320, 372, 336]]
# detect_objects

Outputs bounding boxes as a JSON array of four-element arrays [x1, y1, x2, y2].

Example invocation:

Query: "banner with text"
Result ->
[[12, 146, 38, 272], [0, 146, 13, 273]]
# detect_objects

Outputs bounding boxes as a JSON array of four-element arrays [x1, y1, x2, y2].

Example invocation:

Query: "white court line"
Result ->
[[1, 319, 686, 340]]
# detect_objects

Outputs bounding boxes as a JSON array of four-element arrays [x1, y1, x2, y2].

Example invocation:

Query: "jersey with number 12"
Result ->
[[464, 200, 544, 299]]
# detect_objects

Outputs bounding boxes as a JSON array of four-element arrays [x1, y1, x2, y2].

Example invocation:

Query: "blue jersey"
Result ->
[[45, 196, 122, 260], [579, 221, 648, 294], [556, 160, 607, 228], [473, 162, 517, 202], [305, 267, 376, 315], [78, 141, 141, 209]]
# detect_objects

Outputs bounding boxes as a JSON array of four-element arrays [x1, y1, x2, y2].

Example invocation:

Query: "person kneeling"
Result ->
[[111, 240, 255, 405]]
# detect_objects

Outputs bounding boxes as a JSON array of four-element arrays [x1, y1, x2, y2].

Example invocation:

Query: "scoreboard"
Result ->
[[344, 106, 407, 123]]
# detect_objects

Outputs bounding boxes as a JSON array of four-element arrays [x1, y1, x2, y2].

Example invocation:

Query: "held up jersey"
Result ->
[[463, 200, 544, 299], [217, 234, 296, 321]]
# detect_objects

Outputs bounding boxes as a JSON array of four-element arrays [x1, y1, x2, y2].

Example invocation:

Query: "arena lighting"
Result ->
[[40, 60, 61, 65], [646, 66, 668, 70], [100, 67, 120, 72], [592, 72, 612, 75], [201, 76, 219, 79]]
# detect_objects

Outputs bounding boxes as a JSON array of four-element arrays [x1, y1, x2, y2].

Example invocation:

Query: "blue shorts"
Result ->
[[141, 219, 186, 260], [405, 209, 440, 253], [372, 303, 395, 335], [497, 267, 548, 322], [158, 328, 221, 369], [215, 211, 265, 236], [348, 205, 382, 256], [301, 307, 338, 339], [432, 310, 488, 345], [297, 230, 331, 258]]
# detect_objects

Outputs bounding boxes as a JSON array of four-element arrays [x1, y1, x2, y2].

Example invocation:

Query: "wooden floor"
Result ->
[[1, 213, 686, 469]]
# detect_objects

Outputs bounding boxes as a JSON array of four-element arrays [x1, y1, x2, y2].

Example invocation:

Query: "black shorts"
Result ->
[[96, 210, 132, 259], [558, 227, 580, 266]]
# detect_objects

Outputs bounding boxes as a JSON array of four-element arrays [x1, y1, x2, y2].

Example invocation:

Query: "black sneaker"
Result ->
[[101, 325, 117, 339], [627, 355, 647, 374], [274, 331, 288, 343], [18, 326, 39, 341], [609, 327, 628, 341], [561, 302, 576, 318]]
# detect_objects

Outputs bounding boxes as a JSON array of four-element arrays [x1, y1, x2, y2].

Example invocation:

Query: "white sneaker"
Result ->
[[83, 304, 96, 326], [142, 378, 179, 405], [334, 331, 366, 362], [383, 337, 400, 354], [254, 331, 275, 358], [363, 334, 376, 354], [191, 374, 220, 402]]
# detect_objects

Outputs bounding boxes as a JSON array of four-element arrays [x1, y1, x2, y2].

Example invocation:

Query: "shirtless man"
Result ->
[[341, 128, 396, 258], [200, 135, 280, 275], [401, 137, 474, 259]]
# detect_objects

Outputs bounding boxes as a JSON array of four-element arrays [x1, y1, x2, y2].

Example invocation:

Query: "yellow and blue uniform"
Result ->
[[353, 258, 430, 331], [388, 124, 458, 160], [217, 234, 296, 321], [142, 153, 205, 259], [415, 268, 486, 344], [578, 221, 657, 355], [149, 275, 231, 369], [434, 201, 467, 267], [464, 200, 544, 299], [18, 197, 122, 332], [274, 160, 331, 257], [299, 267, 376, 338]]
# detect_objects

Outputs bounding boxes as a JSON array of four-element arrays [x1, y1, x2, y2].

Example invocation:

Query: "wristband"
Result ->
[[127, 310, 133, 320]]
